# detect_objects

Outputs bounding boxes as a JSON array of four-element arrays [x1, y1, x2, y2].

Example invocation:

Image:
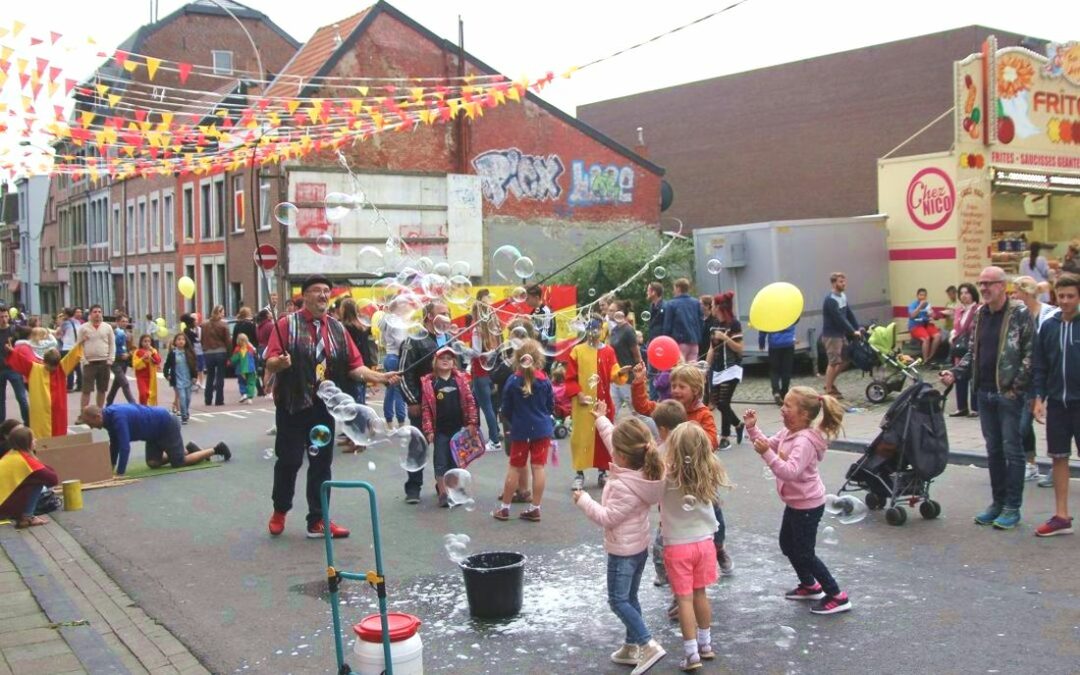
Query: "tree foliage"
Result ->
[[548, 231, 695, 314]]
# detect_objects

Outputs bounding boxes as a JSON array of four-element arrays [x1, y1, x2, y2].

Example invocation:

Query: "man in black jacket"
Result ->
[[399, 300, 451, 504]]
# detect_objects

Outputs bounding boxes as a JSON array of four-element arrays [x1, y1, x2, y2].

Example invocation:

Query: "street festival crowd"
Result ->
[[0, 248, 1078, 673]]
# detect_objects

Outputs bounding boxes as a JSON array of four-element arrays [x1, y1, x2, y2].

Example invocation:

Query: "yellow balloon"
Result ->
[[7, 308, 17, 319], [155, 317, 166, 327], [749, 282, 804, 333], [157, 326, 169, 339], [177, 276, 196, 299]]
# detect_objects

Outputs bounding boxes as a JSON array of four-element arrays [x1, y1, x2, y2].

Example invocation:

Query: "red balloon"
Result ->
[[647, 336, 680, 371]]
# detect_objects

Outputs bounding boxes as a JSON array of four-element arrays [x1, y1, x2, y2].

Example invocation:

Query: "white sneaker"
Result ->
[[266, 425, 277, 435], [1025, 463, 1042, 482], [485, 440, 502, 453], [239, 395, 249, 404]]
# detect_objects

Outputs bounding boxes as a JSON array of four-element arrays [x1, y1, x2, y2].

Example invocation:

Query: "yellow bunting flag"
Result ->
[[122, 59, 139, 73], [285, 99, 300, 115], [108, 93, 121, 108], [356, 86, 368, 97], [145, 57, 161, 80]]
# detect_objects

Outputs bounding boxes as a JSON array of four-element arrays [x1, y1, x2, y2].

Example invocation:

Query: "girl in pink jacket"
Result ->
[[743, 385, 851, 616], [574, 406, 667, 675]]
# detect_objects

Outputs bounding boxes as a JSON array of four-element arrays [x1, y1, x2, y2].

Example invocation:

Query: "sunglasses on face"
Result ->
[[977, 280, 1004, 287]]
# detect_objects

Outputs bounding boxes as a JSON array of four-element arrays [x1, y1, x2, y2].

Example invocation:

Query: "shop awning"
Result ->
[[991, 167, 1080, 193]]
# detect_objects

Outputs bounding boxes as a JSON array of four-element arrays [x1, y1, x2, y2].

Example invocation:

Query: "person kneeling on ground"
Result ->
[[80, 404, 230, 476]]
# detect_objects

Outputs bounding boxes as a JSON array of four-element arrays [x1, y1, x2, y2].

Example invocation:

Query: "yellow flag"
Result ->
[[96, 83, 108, 97], [122, 59, 139, 73], [285, 99, 301, 115], [506, 87, 520, 103], [356, 86, 369, 97], [145, 57, 161, 81], [12, 21, 25, 38], [107, 93, 120, 107]]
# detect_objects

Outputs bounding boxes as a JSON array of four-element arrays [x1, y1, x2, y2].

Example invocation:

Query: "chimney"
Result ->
[[634, 126, 648, 158]]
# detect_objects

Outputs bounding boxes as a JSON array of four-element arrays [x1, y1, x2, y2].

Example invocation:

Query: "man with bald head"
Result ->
[[942, 266, 1034, 530]]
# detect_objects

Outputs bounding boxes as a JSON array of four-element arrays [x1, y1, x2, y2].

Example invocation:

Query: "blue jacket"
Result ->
[[662, 294, 702, 345], [500, 372, 554, 441], [1032, 313, 1080, 404], [758, 325, 797, 350], [822, 292, 858, 338], [103, 404, 177, 475]]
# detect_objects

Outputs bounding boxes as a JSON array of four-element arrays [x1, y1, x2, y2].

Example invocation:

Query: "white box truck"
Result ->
[[692, 215, 892, 363]]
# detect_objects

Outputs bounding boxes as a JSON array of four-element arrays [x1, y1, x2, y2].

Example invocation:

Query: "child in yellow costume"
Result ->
[[6, 343, 83, 440]]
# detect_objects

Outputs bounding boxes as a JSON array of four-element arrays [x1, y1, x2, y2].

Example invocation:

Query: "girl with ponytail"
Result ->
[[574, 412, 668, 673]]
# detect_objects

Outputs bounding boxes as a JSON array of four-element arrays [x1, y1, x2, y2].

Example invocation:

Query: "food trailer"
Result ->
[[880, 37, 1080, 315]]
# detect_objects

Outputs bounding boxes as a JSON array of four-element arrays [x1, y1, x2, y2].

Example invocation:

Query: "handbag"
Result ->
[[950, 334, 970, 361], [450, 426, 487, 469]]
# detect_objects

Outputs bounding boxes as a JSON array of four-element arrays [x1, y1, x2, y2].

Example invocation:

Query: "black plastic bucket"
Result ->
[[459, 551, 525, 619]]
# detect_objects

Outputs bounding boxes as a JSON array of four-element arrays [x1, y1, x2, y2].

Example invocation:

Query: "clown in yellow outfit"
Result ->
[[6, 343, 83, 440]]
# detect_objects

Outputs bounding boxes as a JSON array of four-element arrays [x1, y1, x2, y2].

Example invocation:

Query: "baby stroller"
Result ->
[[833, 381, 950, 526], [552, 382, 572, 439], [856, 323, 923, 404]]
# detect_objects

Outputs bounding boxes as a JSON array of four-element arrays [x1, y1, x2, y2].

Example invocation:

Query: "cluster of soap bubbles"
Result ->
[[315, 381, 428, 472], [444, 533, 471, 563], [492, 244, 536, 282]]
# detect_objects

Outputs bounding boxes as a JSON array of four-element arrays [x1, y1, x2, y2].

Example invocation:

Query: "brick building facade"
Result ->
[[39, 0, 298, 322], [579, 26, 1043, 231]]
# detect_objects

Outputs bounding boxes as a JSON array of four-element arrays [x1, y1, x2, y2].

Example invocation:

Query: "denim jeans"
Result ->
[[611, 383, 632, 415], [977, 390, 1025, 510], [779, 504, 839, 596], [472, 375, 501, 444], [607, 550, 651, 645], [713, 503, 726, 546], [382, 353, 406, 424], [0, 369, 29, 425], [954, 374, 972, 412], [175, 384, 192, 420], [203, 351, 227, 405], [23, 485, 44, 517], [1020, 396, 1036, 459]]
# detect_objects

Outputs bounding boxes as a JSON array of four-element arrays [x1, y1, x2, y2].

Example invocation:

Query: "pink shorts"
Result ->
[[662, 539, 718, 596]]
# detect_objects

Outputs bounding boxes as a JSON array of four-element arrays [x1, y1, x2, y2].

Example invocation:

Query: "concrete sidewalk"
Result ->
[[0, 521, 207, 675]]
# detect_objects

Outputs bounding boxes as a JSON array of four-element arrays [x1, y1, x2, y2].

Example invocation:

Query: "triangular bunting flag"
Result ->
[[50, 31, 61, 45], [145, 57, 161, 81], [177, 62, 192, 84]]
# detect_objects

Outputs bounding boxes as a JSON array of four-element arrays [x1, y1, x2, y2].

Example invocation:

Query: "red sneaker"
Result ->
[[307, 520, 350, 539], [268, 511, 286, 536]]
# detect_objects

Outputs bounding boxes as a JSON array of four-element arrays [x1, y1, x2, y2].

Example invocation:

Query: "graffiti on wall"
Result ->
[[472, 148, 564, 207], [568, 161, 635, 205]]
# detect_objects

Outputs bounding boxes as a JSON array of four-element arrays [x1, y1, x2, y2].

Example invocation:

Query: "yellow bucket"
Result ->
[[62, 480, 83, 511]]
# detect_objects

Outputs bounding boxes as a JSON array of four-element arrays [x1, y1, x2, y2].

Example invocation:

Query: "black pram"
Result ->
[[835, 382, 950, 526]]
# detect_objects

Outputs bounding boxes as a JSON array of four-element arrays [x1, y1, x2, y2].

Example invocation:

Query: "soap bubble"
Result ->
[[340, 404, 386, 445], [417, 257, 434, 274], [519, 354, 534, 369], [421, 273, 449, 299], [692, 360, 709, 371], [262, 448, 275, 460], [406, 324, 429, 340], [433, 261, 452, 277], [443, 469, 475, 510], [396, 426, 428, 472], [367, 461, 377, 471], [433, 315, 454, 335], [444, 533, 471, 563], [274, 202, 298, 226], [317, 381, 341, 398], [822, 526, 838, 545], [324, 192, 355, 222], [511, 286, 527, 303], [640, 310, 651, 322], [492, 245, 522, 282], [587, 374, 600, 390], [450, 260, 471, 277], [315, 233, 334, 253], [775, 625, 797, 650], [681, 495, 699, 511], [446, 275, 473, 306], [653, 266, 667, 279], [514, 256, 535, 279], [307, 444, 321, 458], [385, 292, 424, 331], [509, 325, 529, 349], [334, 403, 359, 423], [587, 288, 597, 297], [829, 495, 869, 525], [358, 246, 385, 274], [309, 425, 332, 447], [706, 258, 723, 275], [569, 319, 587, 337]]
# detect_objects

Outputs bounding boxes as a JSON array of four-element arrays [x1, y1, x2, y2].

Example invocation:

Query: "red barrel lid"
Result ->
[[353, 613, 421, 643]]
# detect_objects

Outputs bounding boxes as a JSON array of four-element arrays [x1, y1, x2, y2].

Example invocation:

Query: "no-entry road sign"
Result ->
[[254, 244, 278, 270]]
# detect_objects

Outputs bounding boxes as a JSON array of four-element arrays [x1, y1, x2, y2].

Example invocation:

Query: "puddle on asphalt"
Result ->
[[234, 527, 904, 674]]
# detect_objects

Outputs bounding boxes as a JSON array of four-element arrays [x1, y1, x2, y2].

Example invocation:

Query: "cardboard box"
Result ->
[[37, 437, 113, 484]]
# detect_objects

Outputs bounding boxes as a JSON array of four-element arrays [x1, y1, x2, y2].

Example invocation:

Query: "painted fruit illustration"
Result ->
[[998, 116, 1015, 144]]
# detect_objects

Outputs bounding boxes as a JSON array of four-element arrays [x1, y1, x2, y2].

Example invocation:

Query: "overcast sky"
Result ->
[[8, 0, 1077, 114]]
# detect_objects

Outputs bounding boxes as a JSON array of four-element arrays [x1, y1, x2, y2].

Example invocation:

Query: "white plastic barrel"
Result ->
[[352, 612, 423, 675]]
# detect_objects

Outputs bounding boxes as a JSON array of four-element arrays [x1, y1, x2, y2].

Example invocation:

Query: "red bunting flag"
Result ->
[[177, 62, 192, 84], [50, 31, 61, 45]]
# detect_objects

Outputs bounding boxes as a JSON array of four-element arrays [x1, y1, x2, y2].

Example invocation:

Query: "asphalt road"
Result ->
[[55, 406, 1080, 674]]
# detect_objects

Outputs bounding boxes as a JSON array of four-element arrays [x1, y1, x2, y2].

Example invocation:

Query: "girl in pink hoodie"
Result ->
[[574, 405, 667, 675], [743, 385, 851, 616]]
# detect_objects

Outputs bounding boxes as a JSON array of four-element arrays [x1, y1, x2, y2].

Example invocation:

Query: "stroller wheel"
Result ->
[[919, 500, 942, 520], [865, 492, 885, 511], [865, 381, 888, 404], [885, 506, 907, 526], [554, 424, 569, 440]]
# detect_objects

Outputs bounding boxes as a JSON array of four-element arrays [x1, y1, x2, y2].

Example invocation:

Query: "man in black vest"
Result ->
[[263, 275, 398, 539]]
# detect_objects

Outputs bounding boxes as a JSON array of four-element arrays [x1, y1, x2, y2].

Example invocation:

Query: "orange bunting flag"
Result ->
[[145, 57, 161, 81]]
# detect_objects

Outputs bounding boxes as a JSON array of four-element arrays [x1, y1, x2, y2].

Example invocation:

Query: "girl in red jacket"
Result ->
[[132, 334, 162, 405], [744, 386, 850, 616], [420, 345, 478, 508]]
